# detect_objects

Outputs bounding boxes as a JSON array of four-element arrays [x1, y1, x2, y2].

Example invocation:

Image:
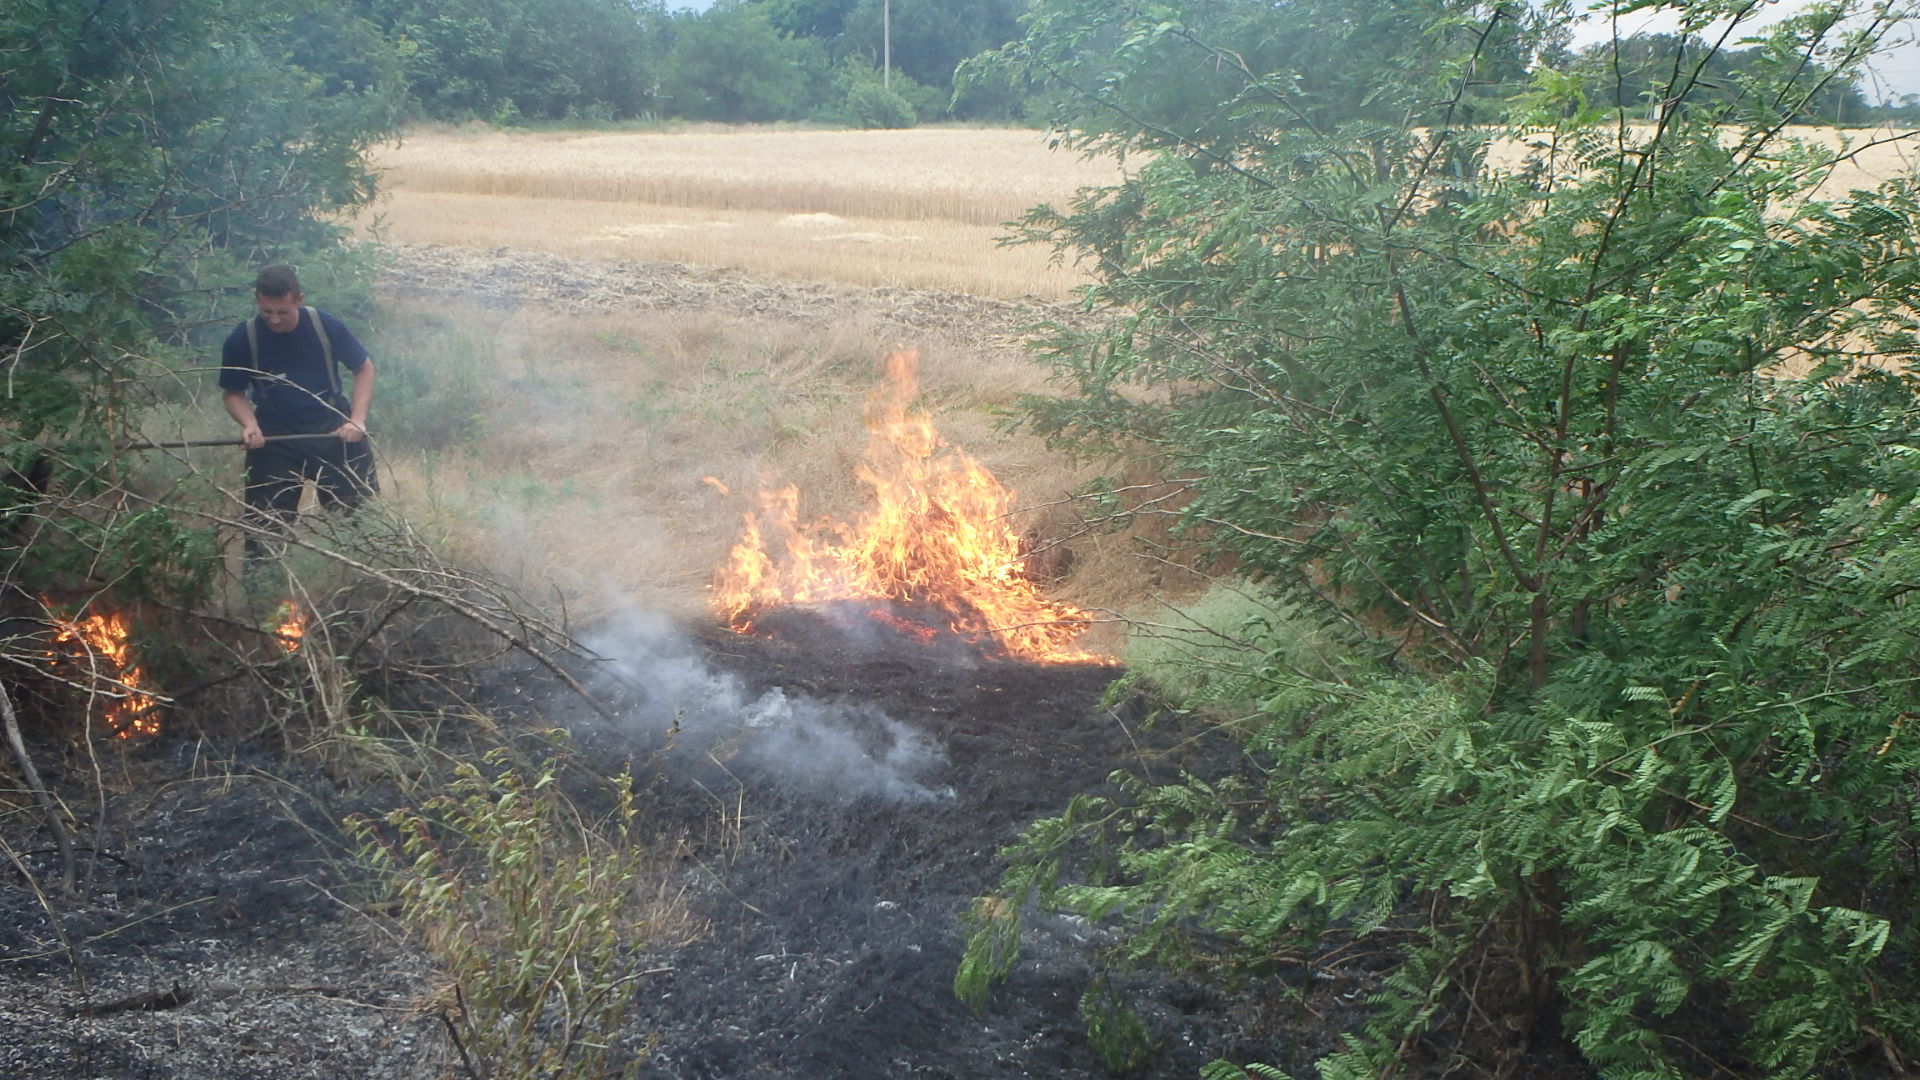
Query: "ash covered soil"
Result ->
[[576, 608, 1313, 1079], [0, 605, 1338, 1080]]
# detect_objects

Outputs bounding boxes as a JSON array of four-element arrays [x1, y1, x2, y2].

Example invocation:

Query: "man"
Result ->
[[219, 265, 377, 557]]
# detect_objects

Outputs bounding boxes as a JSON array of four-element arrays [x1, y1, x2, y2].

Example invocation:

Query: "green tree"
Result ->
[[760, 0, 858, 39], [758, 0, 1028, 119], [1570, 31, 1870, 123], [1, 0, 402, 598], [838, 0, 1023, 90], [660, 0, 826, 122], [958, 0, 1920, 1075], [355, 0, 665, 122]]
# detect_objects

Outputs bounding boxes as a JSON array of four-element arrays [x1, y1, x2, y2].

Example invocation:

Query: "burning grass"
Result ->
[[43, 604, 162, 739], [366, 278, 1137, 638], [711, 351, 1099, 663]]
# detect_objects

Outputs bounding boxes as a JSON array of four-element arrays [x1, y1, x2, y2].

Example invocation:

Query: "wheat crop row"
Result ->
[[378, 127, 1121, 223], [374, 189, 1088, 297]]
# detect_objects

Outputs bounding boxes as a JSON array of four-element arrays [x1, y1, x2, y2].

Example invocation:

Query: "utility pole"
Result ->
[[883, 0, 891, 90]]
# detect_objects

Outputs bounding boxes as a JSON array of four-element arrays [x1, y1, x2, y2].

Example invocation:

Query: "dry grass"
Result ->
[[370, 124, 1920, 301], [372, 294, 1128, 636], [373, 191, 1083, 298], [1485, 123, 1920, 197], [368, 127, 1128, 299]]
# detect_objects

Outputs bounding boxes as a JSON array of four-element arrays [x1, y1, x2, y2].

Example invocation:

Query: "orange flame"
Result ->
[[47, 607, 162, 739], [271, 600, 306, 654], [710, 350, 1097, 663]]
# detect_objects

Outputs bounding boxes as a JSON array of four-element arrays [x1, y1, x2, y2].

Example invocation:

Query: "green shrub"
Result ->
[[368, 311, 497, 453], [841, 80, 918, 129], [959, 0, 1920, 1075], [347, 750, 650, 1080]]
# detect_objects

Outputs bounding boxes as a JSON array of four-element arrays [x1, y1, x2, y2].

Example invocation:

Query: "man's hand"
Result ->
[[224, 389, 265, 449], [335, 418, 366, 444]]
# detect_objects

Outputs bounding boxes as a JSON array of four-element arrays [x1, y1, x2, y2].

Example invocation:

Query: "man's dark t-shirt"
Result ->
[[218, 308, 369, 435]]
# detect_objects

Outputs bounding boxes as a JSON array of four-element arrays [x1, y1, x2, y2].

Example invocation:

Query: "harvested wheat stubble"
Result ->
[[376, 127, 1124, 225], [378, 242, 1095, 346]]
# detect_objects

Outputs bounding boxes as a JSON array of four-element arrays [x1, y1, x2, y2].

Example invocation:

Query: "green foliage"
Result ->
[[840, 79, 918, 129], [315, 0, 1032, 126], [0, 0, 402, 602], [346, 750, 650, 1080], [351, 0, 666, 122], [1568, 31, 1870, 123], [1117, 583, 1352, 714], [1080, 977, 1158, 1072], [837, 0, 1024, 92], [660, 0, 828, 122], [764, 0, 1029, 120], [369, 305, 497, 452], [960, 0, 1920, 1075], [1199, 1063, 1294, 1080]]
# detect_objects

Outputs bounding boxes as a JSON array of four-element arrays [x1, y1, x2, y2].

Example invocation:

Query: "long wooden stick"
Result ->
[[118, 433, 346, 451]]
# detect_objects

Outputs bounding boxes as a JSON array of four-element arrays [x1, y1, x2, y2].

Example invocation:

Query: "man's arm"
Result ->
[[336, 358, 375, 443], [223, 389, 265, 449]]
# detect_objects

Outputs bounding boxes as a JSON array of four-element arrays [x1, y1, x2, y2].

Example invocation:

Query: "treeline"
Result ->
[[336, 0, 1896, 129], [1559, 30, 1871, 123], [343, 0, 1027, 127]]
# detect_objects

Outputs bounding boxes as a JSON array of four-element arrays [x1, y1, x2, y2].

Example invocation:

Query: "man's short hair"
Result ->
[[254, 264, 302, 298]]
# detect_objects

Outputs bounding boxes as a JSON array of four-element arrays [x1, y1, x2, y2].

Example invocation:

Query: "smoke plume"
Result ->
[[583, 610, 953, 803]]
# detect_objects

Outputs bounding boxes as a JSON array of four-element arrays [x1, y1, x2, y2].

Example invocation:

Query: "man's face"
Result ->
[[256, 291, 303, 334]]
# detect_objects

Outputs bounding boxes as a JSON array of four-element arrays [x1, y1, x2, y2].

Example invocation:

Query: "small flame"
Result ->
[[271, 600, 306, 654], [711, 351, 1097, 663], [47, 607, 161, 739]]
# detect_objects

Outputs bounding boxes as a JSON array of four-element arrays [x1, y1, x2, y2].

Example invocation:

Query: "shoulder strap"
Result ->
[[304, 306, 340, 397], [246, 316, 259, 367]]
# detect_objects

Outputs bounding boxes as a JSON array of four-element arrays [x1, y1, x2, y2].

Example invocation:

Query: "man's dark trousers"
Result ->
[[243, 435, 378, 562]]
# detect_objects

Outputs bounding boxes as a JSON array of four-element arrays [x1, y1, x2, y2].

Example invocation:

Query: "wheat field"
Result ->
[[369, 127, 1131, 299]]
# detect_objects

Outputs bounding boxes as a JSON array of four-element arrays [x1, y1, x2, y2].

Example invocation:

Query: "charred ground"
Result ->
[[0, 600, 1350, 1079]]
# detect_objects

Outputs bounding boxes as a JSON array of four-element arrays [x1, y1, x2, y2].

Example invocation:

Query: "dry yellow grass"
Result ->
[[372, 293, 1133, 637], [375, 190, 1083, 298], [368, 127, 1128, 299], [371, 124, 1920, 302], [1484, 123, 1920, 197]]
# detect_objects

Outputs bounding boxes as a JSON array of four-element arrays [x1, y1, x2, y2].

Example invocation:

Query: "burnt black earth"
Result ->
[[0, 605, 1346, 1079], [572, 604, 1324, 1079]]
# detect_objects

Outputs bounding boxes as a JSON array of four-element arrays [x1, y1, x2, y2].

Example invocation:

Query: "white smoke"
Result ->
[[582, 609, 954, 803]]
